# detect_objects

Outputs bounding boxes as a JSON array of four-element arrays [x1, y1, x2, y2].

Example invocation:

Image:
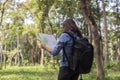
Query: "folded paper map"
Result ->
[[38, 33, 57, 49]]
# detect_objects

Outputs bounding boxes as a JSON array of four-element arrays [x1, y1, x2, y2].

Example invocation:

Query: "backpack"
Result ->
[[63, 32, 94, 74]]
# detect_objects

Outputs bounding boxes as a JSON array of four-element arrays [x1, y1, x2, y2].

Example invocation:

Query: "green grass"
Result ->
[[0, 65, 120, 80], [0, 66, 58, 80]]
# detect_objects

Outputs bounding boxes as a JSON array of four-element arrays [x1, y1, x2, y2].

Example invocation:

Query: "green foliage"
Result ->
[[104, 62, 120, 80], [105, 61, 120, 71], [8, 48, 18, 55]]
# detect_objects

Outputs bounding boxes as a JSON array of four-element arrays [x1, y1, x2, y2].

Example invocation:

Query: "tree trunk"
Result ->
[[102, 0, 109, 65], [96, 0, 103, 64], [0, 42, 2, 62], [3, 54, 6, 69], [80, 0, 105, 79], [31, 49, 35, 65], [3, 45, 6, 69], [17, 35, 20, 66], [117, 38, 120, 64], [20, 52, 23, 65], [88, 26, 92, 43], [40, 49, 44, 66]]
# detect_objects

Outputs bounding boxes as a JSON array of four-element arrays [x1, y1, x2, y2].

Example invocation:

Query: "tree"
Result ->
[[102, 0, 109, 65], [115, 0, 120, 64], [80, 0, 105, 79], [0, 0, 9, 69], [0, 0, 9, 26]]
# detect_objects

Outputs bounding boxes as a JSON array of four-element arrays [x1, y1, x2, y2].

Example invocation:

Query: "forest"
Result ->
[[0, 0, 120, 80]]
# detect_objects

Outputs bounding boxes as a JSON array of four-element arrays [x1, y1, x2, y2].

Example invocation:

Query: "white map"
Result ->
[[38, 33, 57, 49]]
